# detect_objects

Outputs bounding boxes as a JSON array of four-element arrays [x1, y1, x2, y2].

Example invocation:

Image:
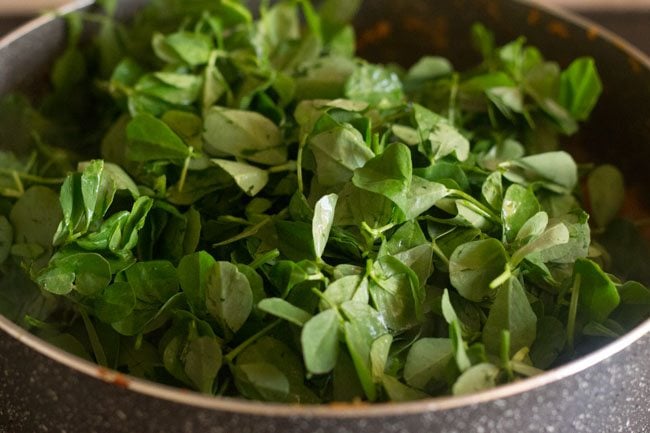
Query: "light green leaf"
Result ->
[[206, 261, 253, 333], [312, 193, 338, 258], [301, 309, 340, 374], [404, 338, 453, 389], [258, 298, 312, 326], [212, 159, 269, 196], [203, 107, 285, 165]]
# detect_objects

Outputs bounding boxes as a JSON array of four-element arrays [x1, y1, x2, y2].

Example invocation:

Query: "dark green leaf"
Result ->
[[482, 278, 537, 357], [126, 113, 190, 161], [574, 258, 620, 323]]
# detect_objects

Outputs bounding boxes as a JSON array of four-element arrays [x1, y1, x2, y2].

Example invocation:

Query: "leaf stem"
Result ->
[[248, 249, 280, 269], [0, 169, 65, 185], [79, 310, 108, 368], [567, 273, 581, 352], [224, 320, 280, 363], [500, 330, 514, 381], [268, 161, 297, 173], [450, 189, 500, 223], [429, 242, 449, 268], [448, 73, 459, 126], [296, 141, 305, 193], [177, 147, 193, 192], [489, 264, 511, 289], [511, 360, 544, 377]]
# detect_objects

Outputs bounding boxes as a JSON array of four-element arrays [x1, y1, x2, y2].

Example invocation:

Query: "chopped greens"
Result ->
[[0, 0, 648, 404]]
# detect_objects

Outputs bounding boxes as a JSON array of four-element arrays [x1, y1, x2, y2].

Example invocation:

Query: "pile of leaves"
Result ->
[[0, 0, 649, 403]]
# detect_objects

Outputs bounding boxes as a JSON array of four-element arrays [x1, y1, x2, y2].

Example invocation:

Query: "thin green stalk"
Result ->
[[500, 330, 514, 381], [225, 320, 281, 363], [79, 310, 108, 368], [296, 142, 305, 193], [431, 241, 450, 267], [567, 273, 581, 352], [448, 73, 459, 126], [450, 189, 501, 223], [511, 361, 544, 377]]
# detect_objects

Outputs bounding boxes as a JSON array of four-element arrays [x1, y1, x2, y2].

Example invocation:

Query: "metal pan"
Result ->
[[0, 1, 649, 432]]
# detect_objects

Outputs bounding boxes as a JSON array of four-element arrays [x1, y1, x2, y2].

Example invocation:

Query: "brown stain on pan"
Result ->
[[547, 20, 570, 39], [97, 367, 131, 389], [527, 9, 541, 26], [402, 16, 450, 51], [486, 0, 501, 20], [356, 20, 392, 51], [586, 26, 599, 41], [628, 56, 642, 74]]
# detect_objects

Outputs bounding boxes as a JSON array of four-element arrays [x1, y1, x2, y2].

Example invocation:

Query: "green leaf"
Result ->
[[184, 336, 222, 394], [501, 151, 578, 194], [234, 362, 290, 402], [481, 172, 503, 211], [352, 142, 412, 211], [370, 255, 422, 331], [515, 211, 548, 243], [322, 275, 369, 308], [530, 316, 566, 369], [126, 113, 191, 162], [502, 184, 540, 243], [275, 221, 316, 261], [212, 159, 269, 196], [587, 165, 624, 228], [0, 216, 13, 264], [402, 177, 449, 219], [560, 57, 602, 121], [10, 186, 62, 248], [510, 223, 569, 267], [178, 251, 217, 315], [613, 281, 650, 329], [538, 211, 590, 264], [236, 336, 320, 403], [80, 160, 116, 228], [334, 183, 394, 229], [205, 261, 253, 333], [449, 239, 509, 302], [79, 160, 139, 199], [370, 333, 392, 382], [203, 107, 286, 166], [312, 193, 338, 258], [449, 319, 471, 372], [258, 298, 312, 326], [452, 363, 500, 395], [309, 124, 374, 186], [404, 338, 453, 390], [37, 252, 112, 297], [156, 31, 213, 66], [382, 374, 430, 401], [482, 277, 537, 357], [345, 64, 404, 109], [341, 301, 387, 401], [94, 282, 136, 324], [301, 309, 340, 374], [574, 258, 620, 323], [405, 56, 453, 86], [125, 260, 179, 304]]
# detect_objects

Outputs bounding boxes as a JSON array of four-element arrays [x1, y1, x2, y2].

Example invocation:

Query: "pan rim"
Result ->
[[0, 0, 649, 419]]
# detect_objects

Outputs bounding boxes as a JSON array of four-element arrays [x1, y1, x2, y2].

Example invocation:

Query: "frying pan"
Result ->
[[0, 1, 649, 432]]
